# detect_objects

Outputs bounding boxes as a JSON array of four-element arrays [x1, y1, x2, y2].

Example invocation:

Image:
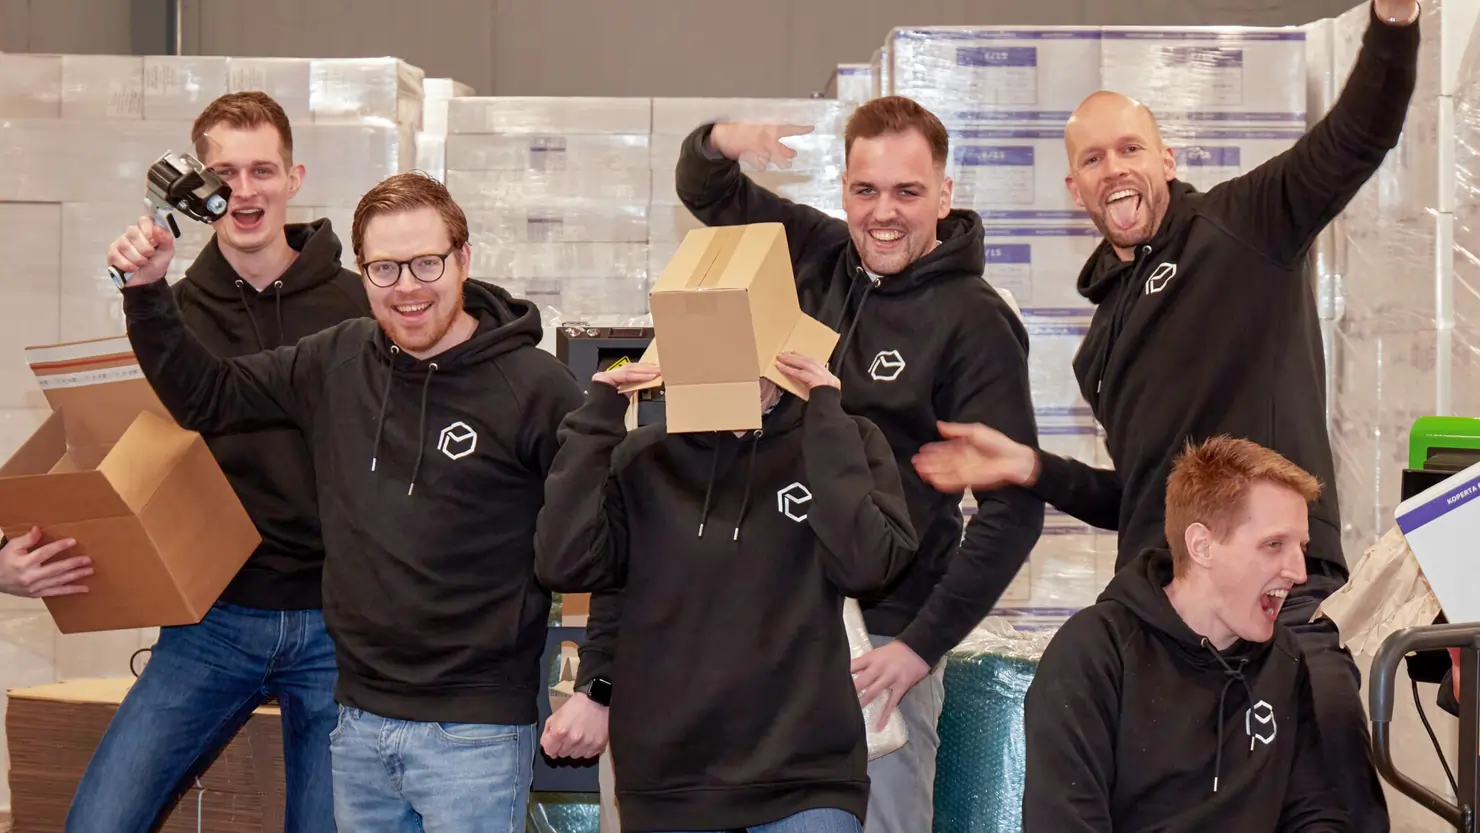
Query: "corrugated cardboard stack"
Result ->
[[6, 678, 283, 832], [444, 97, 653, 326], [0, 53, 435, 812], [883, 23, 1307, 617]]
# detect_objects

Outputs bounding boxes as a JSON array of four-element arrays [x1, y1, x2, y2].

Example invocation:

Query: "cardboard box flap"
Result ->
[[25, 336, 173, 449], [762, 313, 841, 398], [98, 410, 201, 514], [0, 470, 133, 526]]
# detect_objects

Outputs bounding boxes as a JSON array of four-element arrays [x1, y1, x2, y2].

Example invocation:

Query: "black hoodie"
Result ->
[[1032, 5, 1420, 577], [1022, 549, 1345, 832], [535, 383, 919, 832], [122, 277, 585, 725], [172, 219, 369, 610], [671, 128, 1044, 667]]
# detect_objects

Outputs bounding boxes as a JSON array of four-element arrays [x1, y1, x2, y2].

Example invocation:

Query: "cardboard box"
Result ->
[[622, 223, 838, 432], [0, 336, 260, 634]]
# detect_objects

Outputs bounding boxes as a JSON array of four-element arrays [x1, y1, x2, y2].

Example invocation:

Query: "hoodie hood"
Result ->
[[366, 279, 546, 496], [1076, 179, 1198, 304], [1101, 547, 1273, 792], [183, 218, 353, 350]]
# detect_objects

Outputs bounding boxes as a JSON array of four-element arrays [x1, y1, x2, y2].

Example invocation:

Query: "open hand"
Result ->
[[913, 422, 1040, 493], [709, 123, 816, 171], [0, 526, 91, 598], [852, 641, 929, 729], [774, 351, 839, 392], [541, 692, 609, 760], [592, 361, 660, 390]]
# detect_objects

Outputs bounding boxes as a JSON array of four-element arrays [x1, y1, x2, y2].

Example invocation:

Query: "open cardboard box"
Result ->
[[0, 336, 260, 633], [621, 222, 839, 432]]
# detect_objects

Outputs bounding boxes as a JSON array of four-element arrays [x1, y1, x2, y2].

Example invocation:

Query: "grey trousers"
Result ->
[[863, 635, 948, 833]]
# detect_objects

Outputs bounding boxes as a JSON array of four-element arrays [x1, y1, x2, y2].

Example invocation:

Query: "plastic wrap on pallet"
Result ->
[[296, 123, 416, 207], [447, 134, 650, 172], [1021, 307, 1094, 413], [449, 97, 652, 135], [526, 795, 599, 833], [649, 167, 840, 211], [143, 57, 229, 121], [0, 204, 61, 410], [834, 63, 873, 103], [422, 77, 475, 135], [933, 617, 1056, 833], [0, 54, 63, 118], [446, 169, 650, 209], [59, 55, 145, 120], [1162, 126, 1305, 192], [650, 97, 856, 136], [648, 131, 845, 175], [1454, 8, 1480, 422], [0, 118, 188, 204], [468, 206, 649, 245], [982, 227, 1100, 308], [469, 242, 648, 282], [416, 133, 447, 181], [884, 28, 1102, 126], [225, 57, 312, 121], [870, 46, 889, 100], [310, 57, 425, 129]]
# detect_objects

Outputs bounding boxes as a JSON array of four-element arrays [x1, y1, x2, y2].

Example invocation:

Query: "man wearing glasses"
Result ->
[[109, 171, 585, 832]]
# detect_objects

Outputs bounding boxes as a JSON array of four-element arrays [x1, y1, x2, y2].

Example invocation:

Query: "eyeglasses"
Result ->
[[362, 249, 457, 288]]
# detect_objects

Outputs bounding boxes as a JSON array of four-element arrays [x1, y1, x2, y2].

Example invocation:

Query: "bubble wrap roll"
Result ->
[[932, 618, 1057, 833], [527, 793, 600, 833], [843, 598, 909, 760]]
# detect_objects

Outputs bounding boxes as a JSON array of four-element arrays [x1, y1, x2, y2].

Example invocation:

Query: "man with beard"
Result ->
[[544, 96, 1044, 833], [70, 91, 368, 833], [913, 2, 1421, 829], [109, 171, 584, 832]]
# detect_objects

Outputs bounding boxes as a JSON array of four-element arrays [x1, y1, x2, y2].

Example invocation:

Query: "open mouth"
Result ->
[[393, 300, 432, 320], [231, 208, 265, 230], [1258, 587, 1288, 620], [1105, 189, 1142, 231], [868, 229, 905, 248]]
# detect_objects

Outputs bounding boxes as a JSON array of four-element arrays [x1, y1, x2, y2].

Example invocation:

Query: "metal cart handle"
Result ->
[[1370, 623, 1480, 829]]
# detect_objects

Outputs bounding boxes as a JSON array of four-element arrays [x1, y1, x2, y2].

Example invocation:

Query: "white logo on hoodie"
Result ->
[[1245, 699, 1277, 747], [777, 482, 812, 522], [438, 421, 478, 461], [869, 350, 906, 382], [1144, 262, 1177, 294]]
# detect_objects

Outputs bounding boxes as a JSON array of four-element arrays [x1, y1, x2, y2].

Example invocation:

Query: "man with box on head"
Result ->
[[913, 2, 1420, 828], [546, 94, 1045, 833], [52, 91, 370, 833], [108, 169, 584, 832], [1022, 436, 1345, 832], [535, 222, 919, 833]]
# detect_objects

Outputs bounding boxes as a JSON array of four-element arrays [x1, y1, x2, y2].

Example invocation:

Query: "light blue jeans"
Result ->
[[328, 706, 535, 832], [669, 807, 862, 833]]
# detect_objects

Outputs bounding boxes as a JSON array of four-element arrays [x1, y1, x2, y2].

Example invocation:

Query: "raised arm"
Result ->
[[676, 122, 851, 265], [1030, 451, 1122, 532], [533, 367, 656, 594], [1203, 0, 1420, 265], [1022, 612, 1121, 833], [115, 218, 324, 434]]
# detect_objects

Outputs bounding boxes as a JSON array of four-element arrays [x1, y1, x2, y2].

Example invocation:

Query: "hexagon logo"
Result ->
[[438, 421, 478, 461], [777, 482, 812, 522], [868, 350, 906, 382]]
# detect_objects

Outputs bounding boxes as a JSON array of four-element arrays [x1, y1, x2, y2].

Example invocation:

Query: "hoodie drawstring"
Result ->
[[732, 431, 762, 541], [234, 280, 267, 350], [370, 347, 400, 473], [831, 268, 878, 376], [273, 280, 285, 345], [1201, 637, 1255, 794], [697, 444, 721, 538], [406, 363, 438, 496]]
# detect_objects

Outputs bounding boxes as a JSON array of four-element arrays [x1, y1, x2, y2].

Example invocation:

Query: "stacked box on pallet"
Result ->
[[0, 53, 426, 812], [443, 97, 653, 325], [882, 23, 1307, 618], [833, 63, 874, 103], [416, 78, 476, 182], [648, 97, 857, 283]]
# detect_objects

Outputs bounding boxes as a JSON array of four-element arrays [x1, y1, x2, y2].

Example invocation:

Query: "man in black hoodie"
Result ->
[[914, 3, 1420, 828], [108, 170, 584, 832], [63, 92, 368, 833], [1023, 435, 1346, 832], [536, 350, 919, 833], [553, 94, 1044, 833]]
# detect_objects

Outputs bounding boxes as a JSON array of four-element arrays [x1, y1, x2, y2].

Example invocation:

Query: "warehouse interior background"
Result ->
[[1, 0, 1478, 830]]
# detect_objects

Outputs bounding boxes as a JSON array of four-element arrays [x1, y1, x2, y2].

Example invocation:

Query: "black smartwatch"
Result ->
[[575, 676, 612, 707]]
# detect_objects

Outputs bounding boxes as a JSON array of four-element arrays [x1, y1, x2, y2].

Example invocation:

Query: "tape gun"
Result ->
[[107, 150, 231, 289]]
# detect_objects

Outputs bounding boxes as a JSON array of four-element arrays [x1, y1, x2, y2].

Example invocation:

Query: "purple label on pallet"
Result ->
[[955, 145, 1034, 166], [1178, 146, 1242, 166], [985, 244, 1032, 264], [956, 46, 1037, 68]]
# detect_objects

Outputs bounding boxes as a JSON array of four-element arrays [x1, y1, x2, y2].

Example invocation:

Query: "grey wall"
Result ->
[[4, 0, 1366, 97]]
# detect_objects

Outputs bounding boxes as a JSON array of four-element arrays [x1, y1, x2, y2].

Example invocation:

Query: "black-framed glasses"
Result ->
[[362, 249, 457, 288]]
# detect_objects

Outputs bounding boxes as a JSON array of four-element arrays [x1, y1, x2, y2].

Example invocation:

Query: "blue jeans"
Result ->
[[329, 706, 535, 832], [65, 601, 339, 833], [668, 808, 863, 833]]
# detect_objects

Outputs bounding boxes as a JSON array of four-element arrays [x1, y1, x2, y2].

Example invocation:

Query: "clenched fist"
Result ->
[[106, 215, 176, 286]]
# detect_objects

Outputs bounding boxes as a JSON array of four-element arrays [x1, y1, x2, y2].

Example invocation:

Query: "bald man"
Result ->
[[913, 1, 1421, 830]]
